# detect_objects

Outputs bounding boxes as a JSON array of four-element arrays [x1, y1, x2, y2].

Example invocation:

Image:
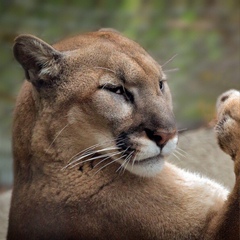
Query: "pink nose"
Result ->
[[153, 129, 177, 146]]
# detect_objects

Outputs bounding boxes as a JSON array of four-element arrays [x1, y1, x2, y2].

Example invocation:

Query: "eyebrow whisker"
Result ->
[[161, 54, 178, 68], [94, 66, 116, 74], [163, 68, 179, 73]]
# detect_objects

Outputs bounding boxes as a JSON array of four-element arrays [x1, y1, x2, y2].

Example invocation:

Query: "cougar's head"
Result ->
[[13, 29, 177, 177]]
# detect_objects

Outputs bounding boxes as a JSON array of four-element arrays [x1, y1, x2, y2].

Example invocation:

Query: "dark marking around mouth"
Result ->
[[116, 132, 133, 154]]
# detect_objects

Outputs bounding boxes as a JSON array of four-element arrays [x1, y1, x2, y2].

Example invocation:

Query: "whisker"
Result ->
[[123, 151, 134, 174], [172, 152, 181, 161], [94, 66, 116, 74], [119, 154, 131, 174], [67, 153, 114, 170], [174, 149, 186, 158], [66, 151, 121, 170], [62, 152, 96, 170], [47, 124, 69, 150], [94, 146, 121, 152], [176, 147, 189, 156], [177, 128, 188, 133], [131, 152, 138, 169], [163, 68, 179, 73], [115, 157, 128, 173], [115, 148, 131, 174], [93, 154, 127, 176], [116, 150, 134, 174], [67, 146, 120, 167], [116, 157, 127, 174], [93, 151, 122, 168], [67, 145, 100, 165], [64, 146, 119, 169], [121, 146, 131, 156], [65, 151, 96, 168], [67, 138, 123, 163], [63, 135, 129, 171], [161, 54, 178, 67]]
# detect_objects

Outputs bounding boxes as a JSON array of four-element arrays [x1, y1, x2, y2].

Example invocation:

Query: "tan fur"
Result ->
[[207, 90, 240, 239], [7, 30, 239, 239]]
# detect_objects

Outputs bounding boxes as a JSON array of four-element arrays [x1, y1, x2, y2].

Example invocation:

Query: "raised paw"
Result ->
[[215, 89, 240, 176]]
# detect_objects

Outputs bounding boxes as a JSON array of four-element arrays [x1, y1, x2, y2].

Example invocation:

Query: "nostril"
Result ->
[[145, 128, 164, 145], [153, 131, 170, 147], [145, 129, 155, 141], [153, 134, 163, 144], [145, 128, 176, 148]]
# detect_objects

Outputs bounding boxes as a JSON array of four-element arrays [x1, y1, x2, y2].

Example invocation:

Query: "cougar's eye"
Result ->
[[100, 84, 134, 103], [111, 86, 125, 95], [159, 80, 164, 91], [103, 85, 125, 95]]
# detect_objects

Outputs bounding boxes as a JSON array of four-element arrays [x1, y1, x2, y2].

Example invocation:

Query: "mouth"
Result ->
[[115, 133, 178, 177], [133, 153, 164, 165], [116, 152, 165, 177], [116, 146, 163, 164]]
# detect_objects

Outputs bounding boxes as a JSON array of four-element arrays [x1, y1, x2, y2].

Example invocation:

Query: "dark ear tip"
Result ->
[[13, 35, 37, 60], [13, 40, 24, 62], [98, 28, 120, 34], [13, 34, 62, 82], [14, 34, 38, 45]]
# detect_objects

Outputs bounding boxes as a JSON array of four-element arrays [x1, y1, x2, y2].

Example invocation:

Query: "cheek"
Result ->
[[163, 84, 173, 109], [92, 92, 133, 123], [67, 106, 114, 149]]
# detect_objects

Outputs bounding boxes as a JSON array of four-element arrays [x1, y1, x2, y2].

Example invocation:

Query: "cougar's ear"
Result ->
[[98, 28, 121, 34], [13, 34, 62, 86]]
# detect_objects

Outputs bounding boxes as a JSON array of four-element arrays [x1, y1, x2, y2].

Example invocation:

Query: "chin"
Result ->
[[124, 156, 165, 178]]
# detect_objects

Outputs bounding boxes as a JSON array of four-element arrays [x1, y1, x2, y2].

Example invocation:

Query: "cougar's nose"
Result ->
[[153, 129, 177, 146], [145, 128, 177, 148]]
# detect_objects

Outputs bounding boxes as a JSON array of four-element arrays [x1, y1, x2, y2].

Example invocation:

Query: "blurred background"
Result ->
[[0, 0, 239, 190]]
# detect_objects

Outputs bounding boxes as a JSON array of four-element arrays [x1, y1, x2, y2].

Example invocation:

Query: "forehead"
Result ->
[[54, 31, 163, 83]]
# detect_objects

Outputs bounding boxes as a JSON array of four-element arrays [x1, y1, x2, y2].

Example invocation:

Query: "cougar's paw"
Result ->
[[215, 90, 240, 175]]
